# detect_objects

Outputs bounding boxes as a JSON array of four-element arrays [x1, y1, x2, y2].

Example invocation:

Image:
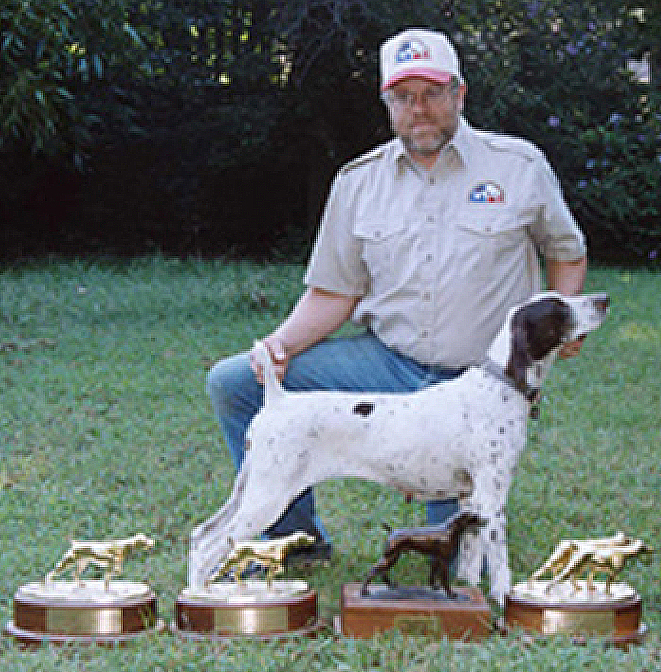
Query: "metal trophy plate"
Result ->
[[4, 532, 160, 645], [505, 580, 645, 646], [4, 580, 161, 645], [504, 533, 651, 646], [339, 583, 492, 640], [172, 579, 320, 640]]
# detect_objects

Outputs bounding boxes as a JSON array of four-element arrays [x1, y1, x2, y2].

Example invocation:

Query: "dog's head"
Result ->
[[504, 292, 609, 392], [131, 533, 156, 550], [450, 511, 489, 535]]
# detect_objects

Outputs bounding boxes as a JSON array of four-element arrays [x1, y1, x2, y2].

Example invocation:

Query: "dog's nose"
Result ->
[[593, 294, 610, 314]]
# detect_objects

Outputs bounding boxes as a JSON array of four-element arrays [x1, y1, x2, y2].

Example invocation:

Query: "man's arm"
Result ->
[[252, 287, 360, 381], [546, 256, 588, 357], [546, 256, 587, 296]]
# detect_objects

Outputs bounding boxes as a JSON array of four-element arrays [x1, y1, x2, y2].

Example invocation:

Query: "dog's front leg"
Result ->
[[457, 528, 483, 587]]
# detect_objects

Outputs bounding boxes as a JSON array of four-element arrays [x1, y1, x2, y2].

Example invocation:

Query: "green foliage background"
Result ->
[[1, 0, 659, 262]]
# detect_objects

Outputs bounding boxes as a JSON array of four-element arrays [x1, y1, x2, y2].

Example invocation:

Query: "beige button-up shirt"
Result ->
[[305, 119, 586, 367]]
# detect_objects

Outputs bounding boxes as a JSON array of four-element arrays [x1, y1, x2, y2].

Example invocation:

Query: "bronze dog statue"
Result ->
[[361, 511, 488, 598]]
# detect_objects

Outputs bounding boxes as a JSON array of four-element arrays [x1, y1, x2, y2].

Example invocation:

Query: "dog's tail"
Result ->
[[253, 340, 285, 403]]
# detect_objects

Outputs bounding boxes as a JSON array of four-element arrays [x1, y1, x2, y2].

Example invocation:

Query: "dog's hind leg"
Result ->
[[189, 477, 310, 588]]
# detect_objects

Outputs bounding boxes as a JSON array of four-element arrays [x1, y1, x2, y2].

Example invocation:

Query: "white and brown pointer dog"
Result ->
[[190, 292, 609, 604]]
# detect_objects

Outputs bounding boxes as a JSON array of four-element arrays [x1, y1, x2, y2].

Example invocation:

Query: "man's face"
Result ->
[[384, 77, 465, 166]]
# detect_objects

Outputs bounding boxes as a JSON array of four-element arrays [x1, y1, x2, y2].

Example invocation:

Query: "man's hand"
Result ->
[[547, 256, 588, 359], [559, 335, 585, 359], [249, 287, 360, 386], [250, 337, 290, 384]]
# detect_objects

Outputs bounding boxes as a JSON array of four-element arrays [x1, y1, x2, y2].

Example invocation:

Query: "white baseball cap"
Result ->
[[380, 28, 462, 91]]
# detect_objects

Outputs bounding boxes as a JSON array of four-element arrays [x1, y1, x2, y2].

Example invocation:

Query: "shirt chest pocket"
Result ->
[[455, 212, 528, 280], [354, 219, 409, 285]]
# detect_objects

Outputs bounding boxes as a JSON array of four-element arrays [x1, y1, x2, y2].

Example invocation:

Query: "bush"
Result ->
[[1, 0, 659, 263]]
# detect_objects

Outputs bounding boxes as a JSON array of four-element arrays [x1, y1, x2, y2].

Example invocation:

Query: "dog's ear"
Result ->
[[505, 318, 532, 391]]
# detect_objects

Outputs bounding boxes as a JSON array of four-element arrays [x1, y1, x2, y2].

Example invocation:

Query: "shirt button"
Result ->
[[426, 214, 434, 223], [425, 253, 434, 262], [421, 329, 429, 338], [422, 291, 431, 301], [429, 177, 436, 185]]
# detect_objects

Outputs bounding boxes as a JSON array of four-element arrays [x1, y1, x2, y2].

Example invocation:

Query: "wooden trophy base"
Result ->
[[339, 583, 492, 640], [504, 580, 646, 647], [4, 580, 161, 646], [172, 580, 321, 640]]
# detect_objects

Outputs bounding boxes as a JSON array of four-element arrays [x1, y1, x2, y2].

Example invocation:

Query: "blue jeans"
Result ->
[[207, 331, 462, 541]]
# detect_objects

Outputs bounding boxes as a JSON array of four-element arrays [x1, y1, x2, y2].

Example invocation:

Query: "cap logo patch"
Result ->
[[469, 182, 505, 203], [395, 39, 431, 64]]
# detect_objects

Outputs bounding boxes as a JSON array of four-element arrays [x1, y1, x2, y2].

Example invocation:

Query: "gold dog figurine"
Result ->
[[45, 533, 155, 591], [529, 532, 651, 594], [205, 532, 315, 589]]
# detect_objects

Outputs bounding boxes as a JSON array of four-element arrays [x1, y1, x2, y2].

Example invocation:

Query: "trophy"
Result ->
[[4, 533, 161, 645], [339, 512, 492, 640], [173, 532, 321, 640], [505, 532, 651, 646]]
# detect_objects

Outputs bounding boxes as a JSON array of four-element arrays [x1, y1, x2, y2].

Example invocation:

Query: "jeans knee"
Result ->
[[206, 351, 262, 420], [207, 358, 235, 413]]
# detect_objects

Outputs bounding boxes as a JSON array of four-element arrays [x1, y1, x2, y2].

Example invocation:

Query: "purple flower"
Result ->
[[547, 115, 561, 128], [526, 1, 541, 18]]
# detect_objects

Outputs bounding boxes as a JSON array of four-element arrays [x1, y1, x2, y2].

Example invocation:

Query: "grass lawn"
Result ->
[[0, 258, 659, 670]]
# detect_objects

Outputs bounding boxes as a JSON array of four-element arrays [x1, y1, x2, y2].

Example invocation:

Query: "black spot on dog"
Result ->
[[353, 402, 374, 417]]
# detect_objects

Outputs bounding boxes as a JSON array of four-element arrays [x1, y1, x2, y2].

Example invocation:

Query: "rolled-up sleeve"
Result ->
[[304, 172, 369, 297], [530, 157, 586, 261]]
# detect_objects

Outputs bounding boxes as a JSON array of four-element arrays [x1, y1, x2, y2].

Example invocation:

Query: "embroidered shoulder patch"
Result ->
[[469, 182, 505, 203]]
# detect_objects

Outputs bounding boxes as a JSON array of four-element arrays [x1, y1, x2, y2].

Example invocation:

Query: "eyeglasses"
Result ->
[[386, 85, 454, 109]]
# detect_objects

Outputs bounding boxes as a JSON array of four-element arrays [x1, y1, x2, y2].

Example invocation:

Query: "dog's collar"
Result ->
[[480, 358, 541, 419]]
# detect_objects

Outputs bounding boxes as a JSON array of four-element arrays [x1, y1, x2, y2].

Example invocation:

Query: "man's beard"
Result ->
[[401, 131, 452, 158]]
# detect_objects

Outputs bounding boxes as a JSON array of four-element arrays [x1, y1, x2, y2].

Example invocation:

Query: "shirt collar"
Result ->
[[392, 117, 472, 174]]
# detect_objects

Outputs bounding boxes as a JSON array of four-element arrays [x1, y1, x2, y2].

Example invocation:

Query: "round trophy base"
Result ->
[[4, 580, 160, 645], [505, 580, 645, 647], [173, 580, 320, 640]]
